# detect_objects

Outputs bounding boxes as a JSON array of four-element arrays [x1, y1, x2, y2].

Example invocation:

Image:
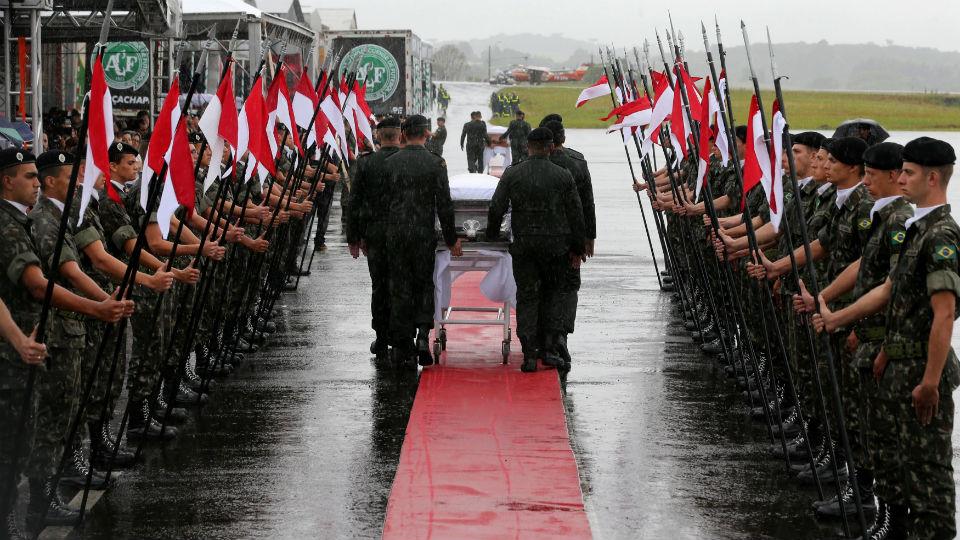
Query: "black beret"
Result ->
[[516, 110, 524, 115], [402, 114, 431, 131], [828, 137, 869, 166], [792, 131, 825, 150], [539, 113, 563, 127], [862, 142, 903, 171], [36, 150, 73, 175], [902, 137, 956, 167], [108, 141, 139, 162], [377, 116, 401, 129], [527, 127, 555, 143], [0, 148, 35, 171], [188, 131, 206, 145], [543, 120, 565, 145], [820, 137, 833, 150]]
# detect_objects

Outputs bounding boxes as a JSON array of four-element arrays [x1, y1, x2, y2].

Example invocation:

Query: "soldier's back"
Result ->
[[498, 157, 577, 242], [386, 145, 449, 237]]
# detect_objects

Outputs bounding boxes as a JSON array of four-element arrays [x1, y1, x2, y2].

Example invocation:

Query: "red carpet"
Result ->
[[382, 274, 592, 539]]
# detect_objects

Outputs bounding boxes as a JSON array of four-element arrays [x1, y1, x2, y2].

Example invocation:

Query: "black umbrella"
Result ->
[[833, 118, 890, 144]]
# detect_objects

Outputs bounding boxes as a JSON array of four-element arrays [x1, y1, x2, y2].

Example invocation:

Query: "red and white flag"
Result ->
[[141, 75, 180, 211], [198, 62, 239, 192], [604, 97, 653, 134], [639, 71, 673, 159], [575, 75, 611, 107], [769, 99, 786, 232], [292, 69, 319, 149], [345, 82, 373, 148], [167, 113, 196, 220], [710, 71, 730, 166], [237, 74, 276, 176], [694, 77, 714, 201], [78, 56, 118, 225], [273, 67, 302, 154], [741, 95, 772, 210], [320, 90, 349, 159]]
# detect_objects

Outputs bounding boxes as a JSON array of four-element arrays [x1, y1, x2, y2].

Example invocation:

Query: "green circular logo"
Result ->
[[98, 42, 149, 91], [339, 45, 399, 102]]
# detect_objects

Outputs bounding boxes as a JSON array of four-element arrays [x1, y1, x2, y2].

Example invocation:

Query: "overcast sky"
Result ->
[[308, 0, 960, 52]]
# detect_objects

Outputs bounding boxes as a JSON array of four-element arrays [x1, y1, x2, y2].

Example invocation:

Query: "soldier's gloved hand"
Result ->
[[450, 239, 463, 257], [349, 243, 361, 259], [173, 263, 201, 284], [15, 326, 47, 366]]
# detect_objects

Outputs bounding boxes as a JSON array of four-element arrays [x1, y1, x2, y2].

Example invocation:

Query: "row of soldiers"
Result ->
[[636, 127, 958, 539], [348, 112, 595, 375], [0, 127, 338, 538]]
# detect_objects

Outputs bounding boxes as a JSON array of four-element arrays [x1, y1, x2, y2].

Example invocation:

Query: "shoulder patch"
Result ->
[[857, 217, 872, 230], [933, 244, 957, 261], [890, 230, 906, 246]]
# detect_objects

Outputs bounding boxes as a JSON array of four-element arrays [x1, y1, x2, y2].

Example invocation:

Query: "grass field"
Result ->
[[489, 85, 960, 131]]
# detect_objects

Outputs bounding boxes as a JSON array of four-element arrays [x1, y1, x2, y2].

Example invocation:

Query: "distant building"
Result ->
[[306, 8, 358, 32]]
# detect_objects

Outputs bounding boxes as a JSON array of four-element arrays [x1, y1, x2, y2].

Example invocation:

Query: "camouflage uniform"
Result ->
[[348, 146, 401, 342], [486, 155, 586, 357], [100, 182, 163, 404], [877, 204, 960, 538], [0, 199, 41, 516], [847, 197, 912, 471], [460, 119, 489, 173], [384, 145, 457, 351], [72, 198, 125, 423], [25, 195, 86, 478], [816, 182, 874, 454], [549, 146, 596, 336], [504, 118, 532, 161]]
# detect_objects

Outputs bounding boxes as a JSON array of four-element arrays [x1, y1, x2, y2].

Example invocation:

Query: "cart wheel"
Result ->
[[439, 328, 447, 351], [433, 341, 442, 363], [501, 341, 510, 364]]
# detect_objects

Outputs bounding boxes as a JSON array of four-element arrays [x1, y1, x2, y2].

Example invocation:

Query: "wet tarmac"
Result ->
[[78, 82, 960, 539]]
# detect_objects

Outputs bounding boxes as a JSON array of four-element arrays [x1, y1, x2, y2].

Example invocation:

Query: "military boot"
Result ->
[[89, 421, 136, 469], [60, 441, 108, 489], [856, 499, 890, 540], [126, 401, 177, 440], [4, 506, 27, 540], [416, 329, 433, 367], [152, 392, 189, 424], [815, 481, 876, 518], [797, 451, 848, 485], [371, 333, 389, 363], [26, 477, 79, 530], [540, 334, 564, 369]]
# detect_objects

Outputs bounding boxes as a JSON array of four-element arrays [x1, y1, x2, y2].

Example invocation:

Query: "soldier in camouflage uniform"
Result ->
[[753, 137, 873, 485], [487, 127, 586, 373], [426, 117, 446, 156], [815, 137, 959, 539], [64, 149, 174, 469], [347, 116, 402, 361], [543, 120, 596, 366], [0, 148, 132, 532], [385, 115, 461, 367], [793, 143, 912, 522]]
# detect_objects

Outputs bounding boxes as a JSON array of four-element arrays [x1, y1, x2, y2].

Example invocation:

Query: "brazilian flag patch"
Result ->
[[890, 230, 906, 246], [934, 244, 957, 261], [858, 218, 873, 230]]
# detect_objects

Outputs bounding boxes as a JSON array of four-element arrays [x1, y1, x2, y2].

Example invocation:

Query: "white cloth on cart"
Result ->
[[449, 173, 500, 200], [433, 249, 517, 321]]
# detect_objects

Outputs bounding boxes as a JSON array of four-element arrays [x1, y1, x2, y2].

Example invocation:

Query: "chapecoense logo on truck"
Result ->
[[340, 44, 400, 102]]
